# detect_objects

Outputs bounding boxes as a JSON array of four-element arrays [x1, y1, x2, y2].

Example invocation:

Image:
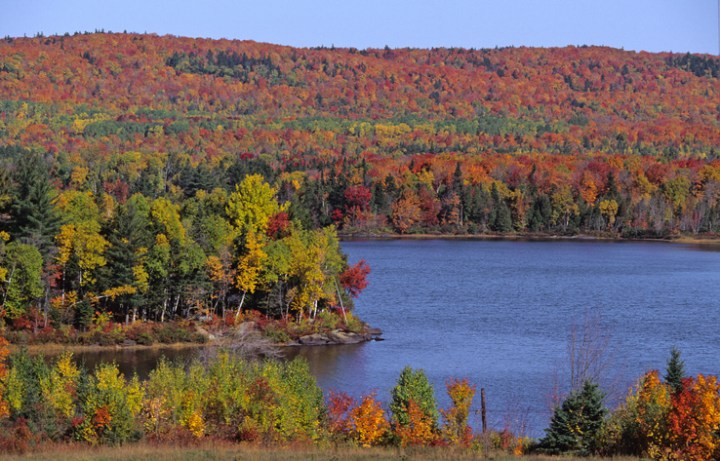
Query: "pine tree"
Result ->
[[540, 380, 607, 455], [664, 346, 686, 394], [490, 183, 513, 232], [11, 153, 61, 261]]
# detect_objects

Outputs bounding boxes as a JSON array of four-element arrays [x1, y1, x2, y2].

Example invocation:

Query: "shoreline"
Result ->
[[339, 231, 720, 245], [6, 325, 383, 355]]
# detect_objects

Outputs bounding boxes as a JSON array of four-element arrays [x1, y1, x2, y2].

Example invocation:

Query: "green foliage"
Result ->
[[390, 366, 439, 429], [539, 380, 607, 455], [1, 242, 43, 319], [663, 346, 685, 395], [76, 363, 144, 445], [10, 152, 61, 260]]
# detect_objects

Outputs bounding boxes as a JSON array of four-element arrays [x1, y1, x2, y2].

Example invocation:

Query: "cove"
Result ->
[[72, 239, 720, 437]]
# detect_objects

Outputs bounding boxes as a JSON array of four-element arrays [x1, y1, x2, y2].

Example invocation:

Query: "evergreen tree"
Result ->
[[97, 198, 153, 320], [490, 183, 513, 232], [539, 380, 607, 455], [664, 346, 686, 394], [452, 162, 464, 195], [11, 153, 61, 260]]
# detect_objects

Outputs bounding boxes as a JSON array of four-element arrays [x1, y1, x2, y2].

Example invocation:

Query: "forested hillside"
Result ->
[[0, 32, 719, 326]]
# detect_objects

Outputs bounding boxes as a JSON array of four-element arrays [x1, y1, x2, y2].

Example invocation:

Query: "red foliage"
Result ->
[[340, 259, 370, 298], [266, 211, 291, 239], [344, 186, 372, 211], [327, 391, 355, 437]]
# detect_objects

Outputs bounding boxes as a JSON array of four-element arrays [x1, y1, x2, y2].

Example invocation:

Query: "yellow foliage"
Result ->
[[186, 410, 206, 438], [40, 352, 81, 418], [206, 255, 225, 282], [235, 232, 267, 295], [3, 366, 23, 413], [55, 223, 109, 285], [126, 375, 145, 418], [102, 285, 137, 300], [133, 264, 150, 292], [598, 199, 619, 226], [70, 166, 89, 187]]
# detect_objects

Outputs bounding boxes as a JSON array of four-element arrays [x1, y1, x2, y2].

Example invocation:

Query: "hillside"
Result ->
[[1, 32, 720, 240]]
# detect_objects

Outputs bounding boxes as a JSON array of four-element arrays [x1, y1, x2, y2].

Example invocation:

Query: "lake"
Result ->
[[75, 239, 720, 437]]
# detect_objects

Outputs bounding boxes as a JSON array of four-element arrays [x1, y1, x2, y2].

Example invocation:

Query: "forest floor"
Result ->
[[0, 442, 641, 461]]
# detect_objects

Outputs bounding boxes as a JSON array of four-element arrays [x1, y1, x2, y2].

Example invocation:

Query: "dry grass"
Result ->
[[0, 441, 643, 461]]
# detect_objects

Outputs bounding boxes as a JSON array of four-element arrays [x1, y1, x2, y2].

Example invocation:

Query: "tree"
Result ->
[[540, 380, 607, 455], [490, 183, 513, 232], [663, 346, 686, 395], [441, 378, 476, 446], [97, 196, 153, 322], [391, 189, 421, 234], [350, 393, 389, 447], [226, 174, 285, 238], [390, 366, 439, 429], [339, 259, 370, 298], [234, 231, 267, 318], [11, 153, 60, 260], [1, 242, 44, 319]]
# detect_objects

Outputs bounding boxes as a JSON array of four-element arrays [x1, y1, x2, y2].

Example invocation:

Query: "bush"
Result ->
[[262, 322, 291, 344], [538, 380, 607, 455], [390, 366, 439, 446]]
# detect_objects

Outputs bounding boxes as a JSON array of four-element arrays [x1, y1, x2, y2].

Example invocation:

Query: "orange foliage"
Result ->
[[666, 375, 720, 461], [349, 393, 389, 447], [441, 378, 476, 446], [395, 399, 436, 447]]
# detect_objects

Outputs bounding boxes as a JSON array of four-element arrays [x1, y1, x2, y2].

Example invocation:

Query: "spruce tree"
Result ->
[[664, 346, 686, 394], [540, 380, 607, 455], [11, 153, 60, 261]]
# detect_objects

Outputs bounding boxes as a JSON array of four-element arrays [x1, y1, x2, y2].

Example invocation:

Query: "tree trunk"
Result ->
[[235, 290, 246, 321], [160, 294, 168, 323], [334, 278, 348, 323]]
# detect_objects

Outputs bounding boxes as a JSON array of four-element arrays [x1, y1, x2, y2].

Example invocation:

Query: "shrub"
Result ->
[[76, 363, 144, 445], [327, 391, 355, 439], [263, 325, 291, 344], [350, 393, 389, 447], [390, 366, 439, 431], [441, 378, 476, 446], [538, 380, 607, 455], [395, 399, 436, 447]]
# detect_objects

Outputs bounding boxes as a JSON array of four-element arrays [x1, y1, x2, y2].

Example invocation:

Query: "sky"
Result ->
[[1, 0, 719, 55]]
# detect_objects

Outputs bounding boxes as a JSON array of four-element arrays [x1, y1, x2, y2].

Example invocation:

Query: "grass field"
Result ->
[[1, 442, 644, 461]]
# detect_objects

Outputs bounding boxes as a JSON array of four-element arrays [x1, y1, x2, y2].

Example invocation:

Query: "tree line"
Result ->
[[0, 149, 367, 330]]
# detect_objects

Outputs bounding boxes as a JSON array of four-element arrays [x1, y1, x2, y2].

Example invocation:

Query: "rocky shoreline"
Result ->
[[201, 321, 383, 349], [291, 327, 383, 346]]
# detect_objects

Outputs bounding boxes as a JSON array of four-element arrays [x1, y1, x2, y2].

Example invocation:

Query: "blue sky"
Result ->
[[2, 0, 718, 54]]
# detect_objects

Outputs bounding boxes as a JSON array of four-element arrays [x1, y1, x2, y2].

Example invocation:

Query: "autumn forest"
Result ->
[[0, 32, 720, 458]]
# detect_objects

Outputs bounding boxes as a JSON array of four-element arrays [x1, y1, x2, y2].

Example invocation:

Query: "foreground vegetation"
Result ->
[[0, 337, 718, 460], [0, 442, 641, 461]]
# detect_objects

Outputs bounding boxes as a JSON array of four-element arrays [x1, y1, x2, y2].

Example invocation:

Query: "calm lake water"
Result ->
[[74, 239, 720, 436]]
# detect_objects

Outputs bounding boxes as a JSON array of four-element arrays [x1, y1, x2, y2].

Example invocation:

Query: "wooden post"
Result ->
[[481, 387, 487, 433]]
